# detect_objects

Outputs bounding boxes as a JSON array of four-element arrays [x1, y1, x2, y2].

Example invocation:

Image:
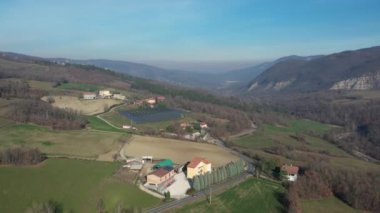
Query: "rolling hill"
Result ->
[[246, 46, 380, 94]]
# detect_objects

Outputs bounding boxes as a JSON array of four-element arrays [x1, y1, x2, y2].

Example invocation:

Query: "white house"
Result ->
[[187, 157, 212, 179], [99, 90, 112, 98], [83, 92, 96, 100], [281, 164, 299, 182]]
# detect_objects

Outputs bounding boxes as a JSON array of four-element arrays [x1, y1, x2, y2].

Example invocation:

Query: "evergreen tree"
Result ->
[[213, 170, 218, 184], [203, 174, 209, 188], [193, 176, 201, 191], [208, 172, 213, 185]]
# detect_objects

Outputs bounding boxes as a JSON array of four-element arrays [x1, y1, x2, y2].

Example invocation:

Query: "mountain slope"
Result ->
[[247, 46, 380, 93]]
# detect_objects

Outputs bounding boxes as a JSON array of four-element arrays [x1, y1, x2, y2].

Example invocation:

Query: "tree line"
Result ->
[[8, 99, 86, 129], [0, 80, 46, 99], [192, 160, 245, 191], [0, 147, 46, 165], [282, 166, 380, 212]]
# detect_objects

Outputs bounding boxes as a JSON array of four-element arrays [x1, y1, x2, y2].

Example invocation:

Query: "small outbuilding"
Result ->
[[281, 164, 299, 181]]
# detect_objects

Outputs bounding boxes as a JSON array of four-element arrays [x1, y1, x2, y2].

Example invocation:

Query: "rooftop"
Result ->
[[188, 157, 210, 168], [150, 167, 173, 178], [281, 165, 299, 175]]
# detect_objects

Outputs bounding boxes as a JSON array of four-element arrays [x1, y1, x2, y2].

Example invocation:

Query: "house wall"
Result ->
[[286, 174, 298, 182], [187, 162, 211, 179], [147, 175, 161, 185], [83, 95, 96, 99], [147, 170, 175, 185]]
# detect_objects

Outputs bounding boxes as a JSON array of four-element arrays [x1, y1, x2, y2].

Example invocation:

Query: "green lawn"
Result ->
[[0, 123, 125, 159], [0, 159, 160, 212], [302, 197, 359, 213], [234, 120, 347, 157], [177, 178, 285, 213], [87, 116, 129, 133]]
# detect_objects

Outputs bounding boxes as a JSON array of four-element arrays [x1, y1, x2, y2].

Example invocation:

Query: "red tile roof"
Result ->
[[281, 165, 299, 175], [188, 157, 210, 168], [150, 167, 172, 178], [83, 92, 96, 95]]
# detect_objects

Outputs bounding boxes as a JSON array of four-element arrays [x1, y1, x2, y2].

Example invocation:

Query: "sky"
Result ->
[[0, 0, 380, 71]]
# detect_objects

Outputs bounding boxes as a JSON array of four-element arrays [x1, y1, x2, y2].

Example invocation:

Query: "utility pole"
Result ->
[[209, 185, 212, 205]]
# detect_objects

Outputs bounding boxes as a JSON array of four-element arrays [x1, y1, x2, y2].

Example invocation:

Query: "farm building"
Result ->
[[99, 90, 112, 98], [154, 159, 173, 169], [187, 157, 212, 179], [124, 161, 143, 170], [83, 92, 96, 100], [113, 93, 126, 100], [146, 167, 175, 187], [281, 164, 299, 181]]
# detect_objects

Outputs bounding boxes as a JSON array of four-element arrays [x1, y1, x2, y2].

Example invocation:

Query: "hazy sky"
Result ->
[[0, 0, 380, 71]]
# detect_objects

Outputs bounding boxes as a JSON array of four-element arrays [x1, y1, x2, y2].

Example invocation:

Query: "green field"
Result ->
[[0, 159, 160, 212], [0, 123, 126, 160], [58, 82, 103, 92], [301, 197, 359, 213], [232, 119, 380, 171], [234, 120, 346, 156], [177, 178, 285, 213]]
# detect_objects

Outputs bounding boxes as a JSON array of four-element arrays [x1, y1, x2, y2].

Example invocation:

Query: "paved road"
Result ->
[[145, 173, 251, 213]]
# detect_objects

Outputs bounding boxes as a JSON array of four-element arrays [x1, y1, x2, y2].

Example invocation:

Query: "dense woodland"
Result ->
[[8, 100, 86, 129]]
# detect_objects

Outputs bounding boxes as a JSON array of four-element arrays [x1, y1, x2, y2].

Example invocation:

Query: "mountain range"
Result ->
[[47, 56, 314, 91], [246, 46, 380, 94], [2, 45, 380, 96]]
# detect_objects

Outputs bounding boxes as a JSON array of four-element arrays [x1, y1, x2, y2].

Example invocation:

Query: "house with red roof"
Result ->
[[186, 157, 212, 179], [281, 164, 299, 181]]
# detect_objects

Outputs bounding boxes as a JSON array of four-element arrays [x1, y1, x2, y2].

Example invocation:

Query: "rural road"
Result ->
[[145, 173, 251, 213]]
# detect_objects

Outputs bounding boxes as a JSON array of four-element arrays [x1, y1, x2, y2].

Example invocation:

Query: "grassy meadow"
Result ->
[[0, 122, 127, 160], [301, 197, 359, 213], [231, 119, 380, 171], [177, 178, 285, 213], [0, 159, 160, 212]]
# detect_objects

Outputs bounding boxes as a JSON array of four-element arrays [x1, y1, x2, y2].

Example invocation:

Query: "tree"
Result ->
[[47, 96, 55, 104], [96, 198, 105, 213], [193, 176, 201, 191], [26, 200, 63, 213], [199, 175, 205, 190], [203, 174, 209, 188]]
